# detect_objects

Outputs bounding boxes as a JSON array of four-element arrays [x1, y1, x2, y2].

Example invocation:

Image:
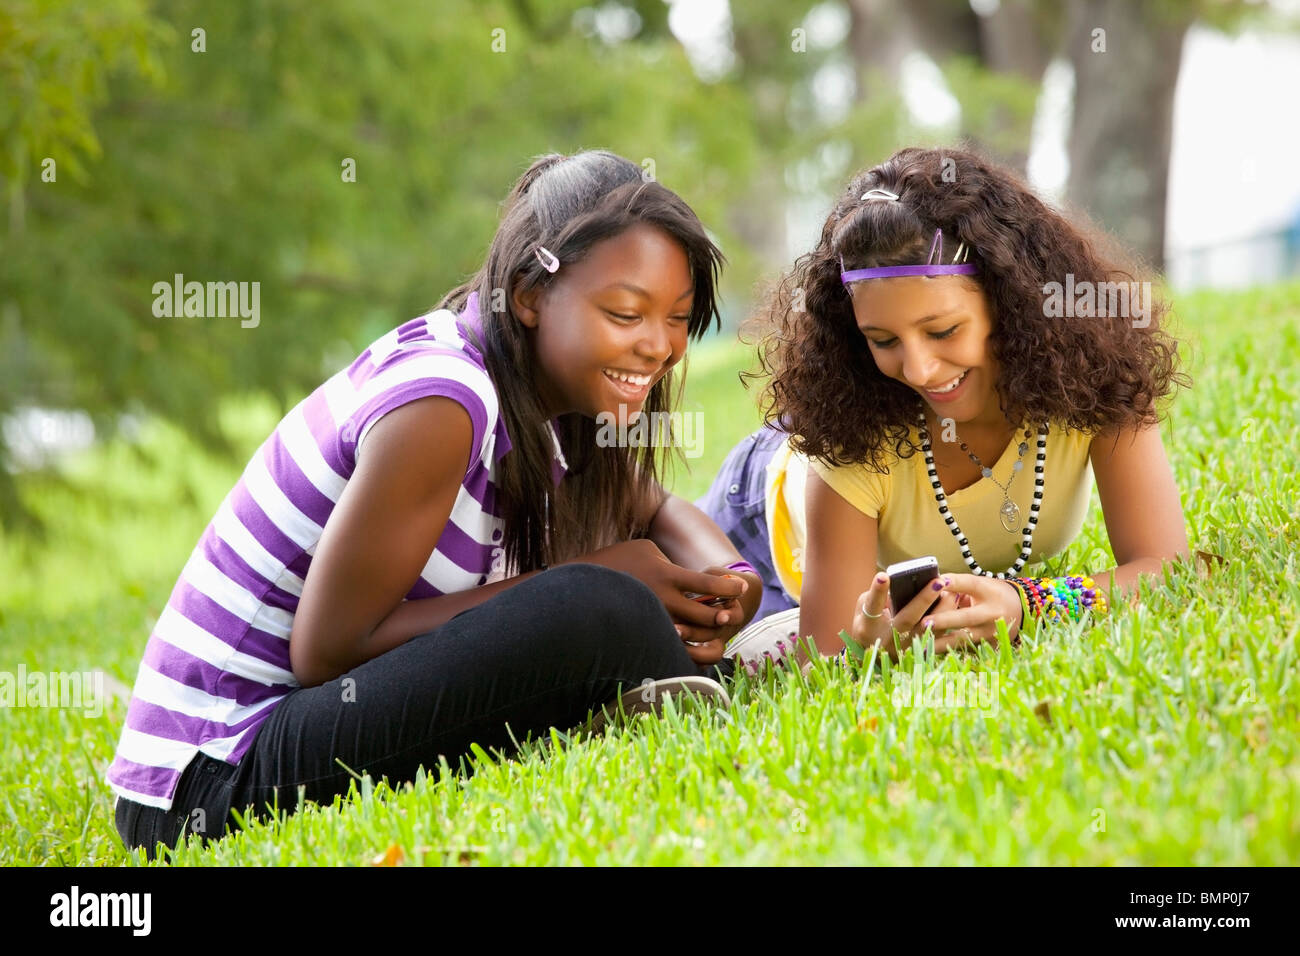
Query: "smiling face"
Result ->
[[512, 223, 694, 420], [849, 274, 1010, 433]]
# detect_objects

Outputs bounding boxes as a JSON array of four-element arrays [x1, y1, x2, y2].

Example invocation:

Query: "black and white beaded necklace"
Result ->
[[916, 409, 1049, 579]]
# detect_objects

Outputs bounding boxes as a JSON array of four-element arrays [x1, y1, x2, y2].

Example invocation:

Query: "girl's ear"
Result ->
[[511, 282, 542, 329]]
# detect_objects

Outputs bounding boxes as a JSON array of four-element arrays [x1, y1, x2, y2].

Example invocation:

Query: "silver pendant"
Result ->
[[999, 498, 1021, 533]]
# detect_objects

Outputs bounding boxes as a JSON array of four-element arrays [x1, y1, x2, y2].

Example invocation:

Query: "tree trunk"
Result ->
[[975, 0, 1059, 172], [847, 0, 1054, 176], [846, 0, 914, 102], [1065, 0, 1191, 271]]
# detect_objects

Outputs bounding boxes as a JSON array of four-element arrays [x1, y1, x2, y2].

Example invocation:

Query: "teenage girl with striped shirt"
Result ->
[[109, 150, 761, 859]]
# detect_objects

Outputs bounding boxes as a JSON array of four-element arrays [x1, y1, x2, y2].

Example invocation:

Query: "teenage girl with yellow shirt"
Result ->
[[700, 146, 1192, 664]]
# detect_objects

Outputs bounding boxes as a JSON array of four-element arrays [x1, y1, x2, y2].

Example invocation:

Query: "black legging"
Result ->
[[115, 564, 726, 860]]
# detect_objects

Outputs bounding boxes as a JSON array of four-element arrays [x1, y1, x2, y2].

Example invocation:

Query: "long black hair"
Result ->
[[440, 150, 724, 571]]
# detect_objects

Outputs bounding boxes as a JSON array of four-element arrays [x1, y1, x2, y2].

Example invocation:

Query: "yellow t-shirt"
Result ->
[[766, 422, 1097, 602]]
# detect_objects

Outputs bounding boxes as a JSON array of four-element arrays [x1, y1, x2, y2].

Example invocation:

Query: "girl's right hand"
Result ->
[[850, 572, 965, 662]]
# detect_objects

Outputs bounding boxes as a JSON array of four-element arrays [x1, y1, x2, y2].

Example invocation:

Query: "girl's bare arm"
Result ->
[[1088, 420, 1191, 602], [290, 397, 529, 686]]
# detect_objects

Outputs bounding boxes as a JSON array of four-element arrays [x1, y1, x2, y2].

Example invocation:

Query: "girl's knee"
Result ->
[[543, 563, 684, 660], [544, 563, 664, 622]]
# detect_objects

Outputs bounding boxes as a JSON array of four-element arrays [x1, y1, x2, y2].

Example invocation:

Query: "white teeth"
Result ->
[[605, 369, 651, 386], [928, 370, 967, 394]]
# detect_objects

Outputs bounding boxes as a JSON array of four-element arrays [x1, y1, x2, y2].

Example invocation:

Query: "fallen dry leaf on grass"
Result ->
[[369, 842, 404, 866], [1194, 550, 1229, 578]]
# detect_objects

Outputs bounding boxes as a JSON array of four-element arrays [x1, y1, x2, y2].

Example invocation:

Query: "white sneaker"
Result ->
[[585, 675, 732, 733], [724, 607, 804, 670]]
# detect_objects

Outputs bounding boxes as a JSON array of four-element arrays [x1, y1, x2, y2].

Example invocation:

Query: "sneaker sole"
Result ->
[[586, 676, 732, 733]]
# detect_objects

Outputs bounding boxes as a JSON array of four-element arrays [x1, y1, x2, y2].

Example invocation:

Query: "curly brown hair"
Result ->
[[748, 145, 1191, 471]]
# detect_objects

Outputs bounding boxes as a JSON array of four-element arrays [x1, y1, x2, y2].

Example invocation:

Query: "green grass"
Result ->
[[2, 282, 1298, 865]]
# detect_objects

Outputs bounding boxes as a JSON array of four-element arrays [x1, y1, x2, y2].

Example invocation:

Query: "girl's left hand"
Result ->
[[916, 573, 1024, 653], [671, 566, 755, 664]]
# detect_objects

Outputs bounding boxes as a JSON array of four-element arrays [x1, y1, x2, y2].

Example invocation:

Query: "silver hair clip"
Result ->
[[534, 246, 560, 274], [922, 229, 971, 266], [860, 188, 900, 202], [926, 228, 944, 265]]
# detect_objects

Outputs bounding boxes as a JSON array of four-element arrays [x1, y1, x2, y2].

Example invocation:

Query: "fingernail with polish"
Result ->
[[932, 580, 944, 591]]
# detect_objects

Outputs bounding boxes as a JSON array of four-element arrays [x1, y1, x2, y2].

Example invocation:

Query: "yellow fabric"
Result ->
[[765, 439, 808, 599], [767, 422, 1097, 603]]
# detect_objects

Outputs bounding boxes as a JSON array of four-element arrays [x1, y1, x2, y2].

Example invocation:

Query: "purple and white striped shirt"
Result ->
[[107, 293, 563, 810]]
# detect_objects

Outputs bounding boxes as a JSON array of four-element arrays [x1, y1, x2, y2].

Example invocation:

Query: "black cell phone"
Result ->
[[886, 557, 942, 617]]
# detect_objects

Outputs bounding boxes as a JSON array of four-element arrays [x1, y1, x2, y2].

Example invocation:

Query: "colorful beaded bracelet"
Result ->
[[1007, 575, 1108, 633]]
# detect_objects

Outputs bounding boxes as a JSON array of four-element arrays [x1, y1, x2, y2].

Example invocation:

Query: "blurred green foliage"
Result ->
[[1, 0, 774, 530], [7, 0, 1278, 532]]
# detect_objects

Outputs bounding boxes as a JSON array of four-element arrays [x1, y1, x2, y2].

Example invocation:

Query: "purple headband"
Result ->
[[839, 189, 978, 284]]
